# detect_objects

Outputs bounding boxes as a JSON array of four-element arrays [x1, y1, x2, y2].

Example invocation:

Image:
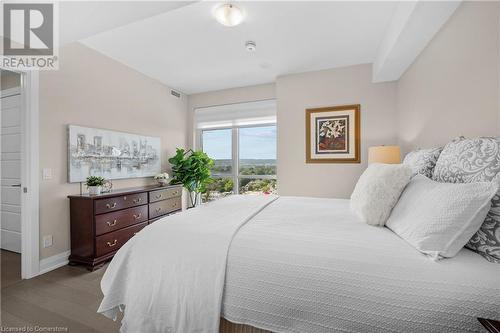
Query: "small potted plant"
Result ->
[[85, 176, 106, 196], [154, 172, 170, 186]]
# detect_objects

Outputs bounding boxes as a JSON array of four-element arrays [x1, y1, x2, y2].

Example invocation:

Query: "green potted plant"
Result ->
[[168, 148, 214, 207], [85, 176, 106, 196]]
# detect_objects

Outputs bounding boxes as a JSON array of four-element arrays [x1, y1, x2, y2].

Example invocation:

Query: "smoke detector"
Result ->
[[245, 41, 256, 52]]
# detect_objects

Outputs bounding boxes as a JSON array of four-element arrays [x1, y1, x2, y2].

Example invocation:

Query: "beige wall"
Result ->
[[188, 67, 397, 199], [187, 83, 276, 148], [397, 2, 500, 153], [1, 70, 21, 91], [39, 43, 188, 259], [187, 66, 397, 199], [277, 64, 397, 198]]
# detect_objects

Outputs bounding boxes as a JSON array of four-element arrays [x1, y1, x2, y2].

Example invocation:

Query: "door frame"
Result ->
[[1, 69, 40, 279]]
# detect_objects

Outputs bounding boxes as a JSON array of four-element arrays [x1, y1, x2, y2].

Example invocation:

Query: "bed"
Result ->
[[98, 195, 500, 333]]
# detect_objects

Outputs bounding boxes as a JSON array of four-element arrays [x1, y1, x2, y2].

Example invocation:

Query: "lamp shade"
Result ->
[[368, 146, 401, 164]]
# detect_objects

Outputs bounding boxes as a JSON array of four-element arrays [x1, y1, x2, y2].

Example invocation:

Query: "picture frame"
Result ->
[[305, 104, 360, 163], [67, 125, 161, 183]]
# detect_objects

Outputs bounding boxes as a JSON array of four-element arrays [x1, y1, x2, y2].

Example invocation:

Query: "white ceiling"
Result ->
[[373, 1, 460, 82], [0, 1, 194, 46], [60, 1, 194, 45], [81, 1, 400, 94]]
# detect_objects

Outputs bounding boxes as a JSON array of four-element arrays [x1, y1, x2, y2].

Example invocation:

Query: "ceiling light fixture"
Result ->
[[214, 4, 244, 27]]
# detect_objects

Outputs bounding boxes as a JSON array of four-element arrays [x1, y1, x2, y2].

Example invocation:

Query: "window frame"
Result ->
[[197, 123, 277, 195]]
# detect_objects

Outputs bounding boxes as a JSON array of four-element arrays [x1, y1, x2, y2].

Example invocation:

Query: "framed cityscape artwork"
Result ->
[[305, 104, 360, 163], [67, 125, 161, 183]]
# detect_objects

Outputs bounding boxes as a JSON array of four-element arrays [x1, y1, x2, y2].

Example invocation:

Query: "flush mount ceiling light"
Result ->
[[214, 3, 244, 27]]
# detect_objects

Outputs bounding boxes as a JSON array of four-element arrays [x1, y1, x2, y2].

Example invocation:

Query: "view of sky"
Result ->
[[202, 126, 276, 160]]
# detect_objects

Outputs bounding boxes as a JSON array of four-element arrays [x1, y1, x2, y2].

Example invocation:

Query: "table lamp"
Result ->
[[368, 146, 401, 164]]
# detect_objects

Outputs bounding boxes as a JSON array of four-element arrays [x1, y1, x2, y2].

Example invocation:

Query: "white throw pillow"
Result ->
[[386, 175, 498, 259], [350, 163, 413, 226]]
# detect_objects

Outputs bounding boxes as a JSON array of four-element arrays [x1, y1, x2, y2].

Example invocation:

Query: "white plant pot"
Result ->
[[88, 186, 102, 196], [157, 179, 169, 186]]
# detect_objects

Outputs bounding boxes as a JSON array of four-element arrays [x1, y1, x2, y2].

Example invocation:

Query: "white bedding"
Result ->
[[98, 195, 500, 333], [98, 194, 277, 333], [222, 197, 500, 333]]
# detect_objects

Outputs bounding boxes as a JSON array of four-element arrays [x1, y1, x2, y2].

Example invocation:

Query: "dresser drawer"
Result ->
[[149, 197, 181, 219], [95, 192, 147, 214], [95, 222, 147, 257], [94, 205, 148, 236], [149, 187, 182, 203]]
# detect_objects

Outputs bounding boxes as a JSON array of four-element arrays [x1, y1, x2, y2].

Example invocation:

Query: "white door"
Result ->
[[1, 89, 22, 253]]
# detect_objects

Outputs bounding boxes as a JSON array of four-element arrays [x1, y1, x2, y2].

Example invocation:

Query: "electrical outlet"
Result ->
[[43, 235, 53, 248], [42, 168, 52, 180]]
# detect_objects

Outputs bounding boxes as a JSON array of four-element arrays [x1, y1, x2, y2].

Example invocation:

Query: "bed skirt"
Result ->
[[220, 318, 272, 333]]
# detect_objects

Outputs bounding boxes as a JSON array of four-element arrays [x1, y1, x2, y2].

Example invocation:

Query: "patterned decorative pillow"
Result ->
[[432, 137, 500, 263], [403, 147, 443, 178]]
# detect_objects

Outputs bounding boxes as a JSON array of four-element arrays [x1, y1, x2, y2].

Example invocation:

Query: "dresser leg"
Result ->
[[68, 256, 107, 271], [87, 263, 105, 271]]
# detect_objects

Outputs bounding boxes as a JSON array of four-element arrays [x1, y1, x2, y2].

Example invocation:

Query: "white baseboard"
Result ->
[[38, 250, 70, 275]]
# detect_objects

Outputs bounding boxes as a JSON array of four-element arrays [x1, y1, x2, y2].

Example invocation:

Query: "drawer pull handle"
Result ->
[[172, 203, 177, 208], [133, 198, 142, 204], [107, 240, 118, 247], [155, 194, 162, 200], [133, 213, 142, 220], [106, 203, 117, 209], [106, 219, 117, 227], [173, 191, 178, 196], [156, 207, 162, 213]]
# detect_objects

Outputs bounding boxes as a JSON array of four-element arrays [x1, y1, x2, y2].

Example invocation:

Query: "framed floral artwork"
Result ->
[[305, 104, 360, 163]]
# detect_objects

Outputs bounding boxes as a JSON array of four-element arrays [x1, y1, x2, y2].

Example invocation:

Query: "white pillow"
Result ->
[[350, 163, 412, 226], [386, 175, 498, 259]]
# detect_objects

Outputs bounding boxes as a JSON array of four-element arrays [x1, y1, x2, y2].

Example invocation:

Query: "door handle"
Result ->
[[11, 184, 21, 187]]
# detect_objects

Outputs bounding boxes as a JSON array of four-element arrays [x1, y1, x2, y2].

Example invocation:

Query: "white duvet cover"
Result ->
[[222, 197, 500, 333], [98, 194, 277, 333], [99, 195, 500, 333]]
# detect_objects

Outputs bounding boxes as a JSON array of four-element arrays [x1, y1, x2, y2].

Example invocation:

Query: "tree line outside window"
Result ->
[[200, 125, 277, 202]]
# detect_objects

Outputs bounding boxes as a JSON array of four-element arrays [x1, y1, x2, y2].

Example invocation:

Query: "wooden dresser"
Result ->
[[68, 184, 182, 270]]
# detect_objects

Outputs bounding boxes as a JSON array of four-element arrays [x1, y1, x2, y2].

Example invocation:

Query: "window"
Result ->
[[202, 129, 234, 202], [238, 126, 276, 195], [196, 100, 277, 202], [202, 129, 232, 176]]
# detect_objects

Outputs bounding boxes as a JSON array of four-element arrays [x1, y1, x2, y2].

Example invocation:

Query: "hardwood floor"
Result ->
[[1, 250, 21, 289], [1, 250, 120, 332], [0, 251, 263, 333]]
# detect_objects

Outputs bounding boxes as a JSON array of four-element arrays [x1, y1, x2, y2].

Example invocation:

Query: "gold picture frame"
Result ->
[[305, 104, 360, 163]]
